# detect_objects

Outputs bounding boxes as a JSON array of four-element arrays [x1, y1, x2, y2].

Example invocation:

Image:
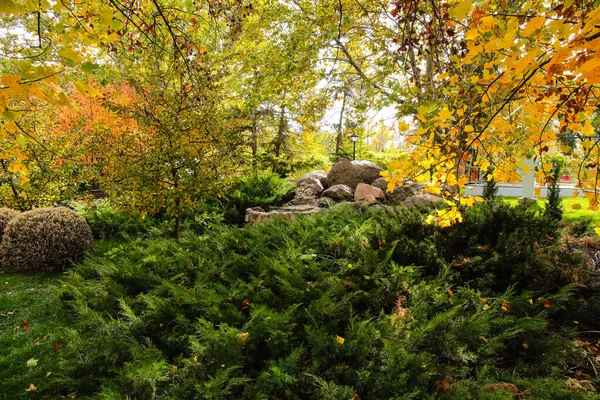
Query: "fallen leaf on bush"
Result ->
[[522, 343, 529, 349], [46, 371, 52, 377], [26, 358, 38, 368], [528, 298, 533, 305], [6, 291, 12, 295], [480, 297, 488, 302], [193, 355, 198, 363], [483, 304, 490, 310], [54, 343, 62, 351], [236, 332, 249, 343], [447, 289, 454, 296], [433, 376, 452, 393], [34, 333, 51, 346], [566, 377, 596, 392], [25, 383, 37, 392], [337, 335, 345, 345], [542, 298, 551, 308], [501, 301, 511, 312]]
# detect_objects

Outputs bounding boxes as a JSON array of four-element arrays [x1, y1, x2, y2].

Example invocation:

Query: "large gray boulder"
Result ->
[[371, 177, 390, 192], [404, 180, 425, 194], [354, 183, 385, 205], [298, 170, 328, 188], [388, 186, 414, 202], [327, 158, 364, 190], [321, 184, 354, 201], [404, 194, 443, 208], [351, 160, 384, 184], [295, 177, 324, 198]]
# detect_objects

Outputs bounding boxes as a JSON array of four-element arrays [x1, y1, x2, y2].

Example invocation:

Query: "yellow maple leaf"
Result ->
[[449, 0, 472, 19], [398, 121, 410, 132], [417, 105, 429, 115], [521, 16, 546, 37], [438, 108, 452, 121], [582, 120, 595, 136]]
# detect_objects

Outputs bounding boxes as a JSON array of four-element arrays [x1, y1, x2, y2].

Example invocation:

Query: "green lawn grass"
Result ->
[[0, 273, 67, 398], [502, 196, 600, 223]]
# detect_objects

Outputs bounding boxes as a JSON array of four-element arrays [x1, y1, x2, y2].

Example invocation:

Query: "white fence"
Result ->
[[464, 184, 585, 198]]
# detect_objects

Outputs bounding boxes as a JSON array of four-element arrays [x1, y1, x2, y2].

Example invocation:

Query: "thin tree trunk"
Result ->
[[274, 103, 287, 158], [335, 91, 347, 156], [251, 107, 258, 165], [174, 210, 181, 241]]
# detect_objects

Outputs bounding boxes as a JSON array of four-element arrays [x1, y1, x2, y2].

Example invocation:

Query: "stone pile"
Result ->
[[246, 158, 443, 223]]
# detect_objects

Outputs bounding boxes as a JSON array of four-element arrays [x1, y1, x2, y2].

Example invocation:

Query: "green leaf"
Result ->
[[74, 80, 103, 98], [81, 62, 100, 75], [24, 0, 37, 12], [2, 110, 16, 120], [59, 47, 80, 64]]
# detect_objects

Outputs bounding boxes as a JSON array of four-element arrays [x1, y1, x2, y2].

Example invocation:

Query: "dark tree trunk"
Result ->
[[274, 103, 287, 158]]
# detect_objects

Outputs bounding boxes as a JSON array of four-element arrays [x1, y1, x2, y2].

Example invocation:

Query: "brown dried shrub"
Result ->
[[0, 207, 94, 273], [0, 208, 19, 242]]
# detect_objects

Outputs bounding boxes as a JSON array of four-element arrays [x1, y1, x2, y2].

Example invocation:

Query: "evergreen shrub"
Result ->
[[78, 201, 165, 240], [213, 170, 295, 224], [0, 207, 94, 273], [545, 162, 564, 223], [53, 203, 600, 399]]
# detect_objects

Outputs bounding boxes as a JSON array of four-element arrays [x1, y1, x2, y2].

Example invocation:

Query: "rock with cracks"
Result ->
[[327, 158, 364, 190], [246, 206, 320, 224], [297, 170, 328, 188], [295, 177, 324, 198], [321, 184, 354, 201]]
